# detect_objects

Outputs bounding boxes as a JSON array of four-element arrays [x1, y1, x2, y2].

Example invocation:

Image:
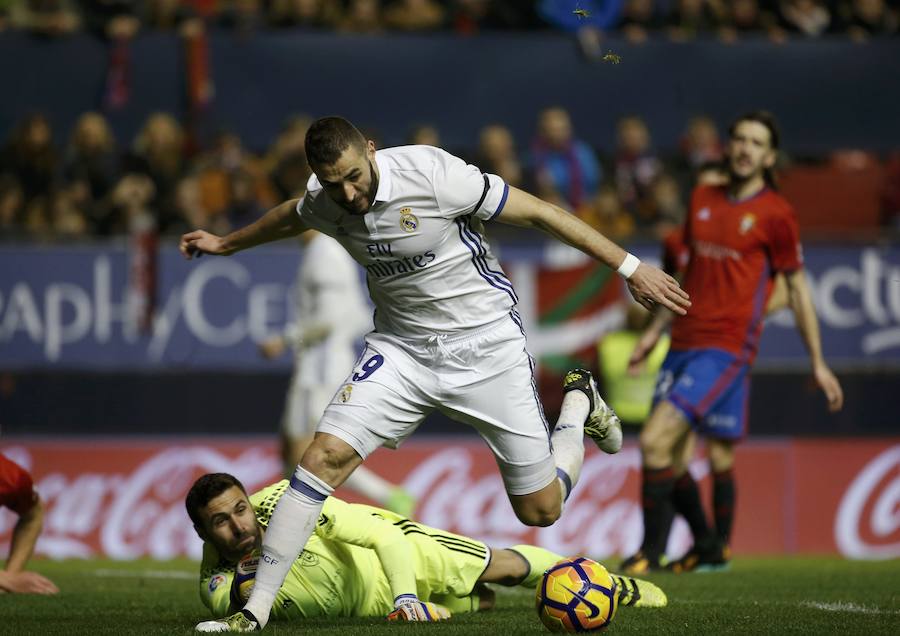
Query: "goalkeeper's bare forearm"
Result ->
[[180, 199, 307, 259]]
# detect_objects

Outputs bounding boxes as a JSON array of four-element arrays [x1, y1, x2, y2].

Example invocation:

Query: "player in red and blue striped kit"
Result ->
[[621, 112, 844, 575]]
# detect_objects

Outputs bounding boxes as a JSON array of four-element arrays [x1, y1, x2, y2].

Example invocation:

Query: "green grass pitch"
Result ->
[[2, 557, 898, 635]]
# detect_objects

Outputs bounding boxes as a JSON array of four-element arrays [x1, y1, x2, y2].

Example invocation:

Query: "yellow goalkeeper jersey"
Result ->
[[198, 481, 488, 620]]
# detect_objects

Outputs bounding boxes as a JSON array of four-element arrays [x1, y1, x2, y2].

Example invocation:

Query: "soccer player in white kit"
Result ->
[[258, 230, 415, 515], [181, 117, 690, 632]]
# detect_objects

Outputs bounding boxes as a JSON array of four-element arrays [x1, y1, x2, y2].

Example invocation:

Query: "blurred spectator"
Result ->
[[537, 0, 624, 59], [672, 115, 723, 190], [1, 114, 59, 232], [267, 0, 340, 29], [122, 112, 187, 233], [450, 0, 542, 34], [75, 0, 139, 39], [838, 0, 898, 40], [49, 188, 89, 236], [667, 0, 727, 41], [476, 124, 524, 189], [618, 0, 661, 43], [776, 0, 832, 37], [337, 0, 383, 33], [13, 0, 80, 36], [63, 112, 120, 234], [407, 124, 441, 147], [217, 0, 265, 32], [585, 185, 634, 239], [613, 115, 662, 213], [536, 0, 623, 32], [0, 175, 25, 239], [265, 115, 312, 200], [644, 173, 685, 238], [383, 0, 445, 31], [109, 172, 156, 234], [717, 0, 768, 41], [143, 0, 197, 30], [530, 106, 602, 211]]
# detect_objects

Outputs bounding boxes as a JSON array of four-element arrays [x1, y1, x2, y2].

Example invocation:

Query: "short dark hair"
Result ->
[[728, 110, 780, 150], [304, 116, 367, 167], [185, 473, 247, 528]]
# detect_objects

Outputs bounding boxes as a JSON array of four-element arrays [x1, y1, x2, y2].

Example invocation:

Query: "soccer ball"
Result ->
[[230, 552, 258, 605], [535, 557, 618, 632]]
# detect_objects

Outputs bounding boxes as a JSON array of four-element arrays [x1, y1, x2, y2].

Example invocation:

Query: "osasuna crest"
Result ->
[[697, 207, 711, 221], [399, 208, 419, 233], [339, 384, 353, 403], [739, 213, 756, 235]]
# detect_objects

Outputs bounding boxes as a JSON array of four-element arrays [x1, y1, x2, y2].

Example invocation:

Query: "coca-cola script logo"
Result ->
[[405, 446, 695, 560], [834, 445, 900, 559], [0, 445, 281, 560]]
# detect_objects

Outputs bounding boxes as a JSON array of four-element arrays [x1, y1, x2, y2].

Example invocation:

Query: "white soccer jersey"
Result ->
[[287, 233, 371, 388], [295, 145, 515, 340]]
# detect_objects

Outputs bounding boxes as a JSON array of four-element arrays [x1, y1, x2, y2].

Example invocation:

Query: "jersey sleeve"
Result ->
[[661, 227, 689, 276], [432, 148, 509, 221], [315, 497, 417, 603], [0, 454, 38, 515], [765, 204, 804, 273]]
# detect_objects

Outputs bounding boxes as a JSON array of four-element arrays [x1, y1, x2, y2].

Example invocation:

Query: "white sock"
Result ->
[[551, 391, 589, 502], [243, 466, 333, 627], [343, 464, 395, 505]]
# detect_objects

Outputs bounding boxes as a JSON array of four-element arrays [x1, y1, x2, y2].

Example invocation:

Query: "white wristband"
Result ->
[[616, 253, 641, 279]]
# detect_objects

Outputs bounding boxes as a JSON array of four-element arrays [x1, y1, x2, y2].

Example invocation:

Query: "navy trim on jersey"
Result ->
[[455, 218, 517, 304], [488, 183, 510, 220], [460, 217, 518, 302], [472, 174, 491, 216]]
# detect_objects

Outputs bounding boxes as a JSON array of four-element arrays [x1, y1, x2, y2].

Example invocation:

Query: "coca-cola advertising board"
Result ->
[[2, 438, 897, 561]]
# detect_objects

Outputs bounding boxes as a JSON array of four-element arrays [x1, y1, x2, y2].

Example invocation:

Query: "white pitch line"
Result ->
[[800, 601, 900, 616], [92, 568, 195, 580]]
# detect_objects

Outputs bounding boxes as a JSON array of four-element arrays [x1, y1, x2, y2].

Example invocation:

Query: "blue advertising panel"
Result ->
[[1, 242, 898, 370]]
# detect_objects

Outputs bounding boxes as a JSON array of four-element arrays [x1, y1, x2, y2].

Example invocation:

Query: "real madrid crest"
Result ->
[[339, 384, 353, 403], [399, 208, 418, 233]]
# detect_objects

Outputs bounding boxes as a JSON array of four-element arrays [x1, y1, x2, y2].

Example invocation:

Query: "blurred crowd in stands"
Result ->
[[0, 1, 896, 41], [2, 106, 899, 242]]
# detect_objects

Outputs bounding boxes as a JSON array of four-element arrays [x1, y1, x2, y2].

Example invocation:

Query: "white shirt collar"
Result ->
[[373, 152, 392, 203]]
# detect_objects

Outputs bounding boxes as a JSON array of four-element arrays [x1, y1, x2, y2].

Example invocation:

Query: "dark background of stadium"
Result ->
[[1, 2, 898, 439]]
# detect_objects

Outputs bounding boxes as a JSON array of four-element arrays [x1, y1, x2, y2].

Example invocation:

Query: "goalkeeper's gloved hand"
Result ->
[[387, 594, 451, 622]]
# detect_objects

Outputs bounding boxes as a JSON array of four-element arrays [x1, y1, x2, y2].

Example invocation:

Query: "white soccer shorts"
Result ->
[[316, 312, 557, 495]]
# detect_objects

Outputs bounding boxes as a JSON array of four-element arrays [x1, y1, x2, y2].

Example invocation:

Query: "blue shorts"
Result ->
[[653, 348, 750, 440]]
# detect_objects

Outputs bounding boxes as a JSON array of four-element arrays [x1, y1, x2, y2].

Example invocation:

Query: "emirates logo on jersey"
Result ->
[[739, 213, 757, 235], [399, 208, 419, 232]]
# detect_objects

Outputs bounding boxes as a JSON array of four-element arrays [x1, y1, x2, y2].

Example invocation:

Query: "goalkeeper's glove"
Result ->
[[387, 594, 451, 622]]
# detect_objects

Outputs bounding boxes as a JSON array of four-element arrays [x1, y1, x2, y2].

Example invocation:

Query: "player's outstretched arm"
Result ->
[[0, 497, 58, 594], [496, 187, 690, 315], [179, 199, 307, 259], [785, 269, 844, 412]]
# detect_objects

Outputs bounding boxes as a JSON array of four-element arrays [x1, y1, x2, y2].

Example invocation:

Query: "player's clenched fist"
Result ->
[[387, 595, 451, 621]]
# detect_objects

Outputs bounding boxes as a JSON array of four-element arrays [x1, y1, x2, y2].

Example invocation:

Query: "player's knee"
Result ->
[[514, 505, 560, 527]]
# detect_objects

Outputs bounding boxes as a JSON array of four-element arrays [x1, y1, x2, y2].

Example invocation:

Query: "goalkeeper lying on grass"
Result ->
[[186, 473, 666, 631]]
